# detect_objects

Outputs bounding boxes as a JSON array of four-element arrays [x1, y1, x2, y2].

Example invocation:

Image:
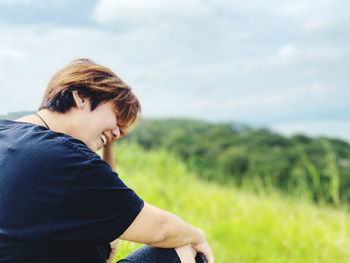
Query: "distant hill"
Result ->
[[126, 118, 350, 207], [0, 110, 35, 120]]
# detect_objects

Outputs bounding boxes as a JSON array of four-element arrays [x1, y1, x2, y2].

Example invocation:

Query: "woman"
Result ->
[[0, 59, 214, 263]]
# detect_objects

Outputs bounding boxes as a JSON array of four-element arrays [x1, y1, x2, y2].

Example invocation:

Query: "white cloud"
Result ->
[[225, 81, 330, 110], [0, 46, 26, 60], [246, 44, 347, 70], [0, 0, 66, 6], [0, 0, 32, 4], [302, 18, 333, 32], [309, 82, 329, 97], [273, 44, 302, 65], [277, 1, 315, 18], [92, 0, 211, 25], [271, 120, 350, 143], [274, 0, 341, 19]]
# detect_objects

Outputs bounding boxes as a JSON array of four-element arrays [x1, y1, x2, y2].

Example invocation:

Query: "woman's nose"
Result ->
[[112, 127, 120, 139]]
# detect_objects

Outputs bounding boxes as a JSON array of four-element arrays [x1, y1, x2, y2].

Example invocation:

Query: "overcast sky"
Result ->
[[0, 0, 349, 141]]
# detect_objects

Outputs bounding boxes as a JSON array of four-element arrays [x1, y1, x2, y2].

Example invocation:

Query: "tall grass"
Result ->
[[298, 146, 324, 204], [112, 142, 350, 262], [322, 139, 341, 207], [298, 140, 342, 207]]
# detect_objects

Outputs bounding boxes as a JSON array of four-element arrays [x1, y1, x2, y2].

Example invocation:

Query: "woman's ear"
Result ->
[[72, 91, 85, 109]]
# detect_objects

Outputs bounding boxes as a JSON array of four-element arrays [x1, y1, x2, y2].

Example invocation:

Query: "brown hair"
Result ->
[[39, 58, 141, 127]]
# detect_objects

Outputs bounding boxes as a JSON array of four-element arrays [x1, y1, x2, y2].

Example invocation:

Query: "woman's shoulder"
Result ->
[[0, 119, 98, 161]]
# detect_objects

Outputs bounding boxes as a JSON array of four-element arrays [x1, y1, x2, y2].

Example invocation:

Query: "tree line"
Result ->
[[124, 119, 350, 207]]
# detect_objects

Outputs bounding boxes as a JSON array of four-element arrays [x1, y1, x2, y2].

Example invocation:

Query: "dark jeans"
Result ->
[[117, 245, 181, 263]]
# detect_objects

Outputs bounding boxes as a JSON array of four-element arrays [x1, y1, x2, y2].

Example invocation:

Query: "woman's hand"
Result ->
[[101, 126, 127, 170], [101, 142, 116, 170], [192, 241, 214, 263]]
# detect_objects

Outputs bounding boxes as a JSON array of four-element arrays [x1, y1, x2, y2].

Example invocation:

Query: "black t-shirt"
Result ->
[[0, 119, 144, 263]]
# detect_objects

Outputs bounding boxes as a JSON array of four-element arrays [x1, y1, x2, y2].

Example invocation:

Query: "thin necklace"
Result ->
[[35, 113, 50, 130]]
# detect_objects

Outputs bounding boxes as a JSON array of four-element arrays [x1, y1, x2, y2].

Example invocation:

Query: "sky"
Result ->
[[0, 0, 349, 141]]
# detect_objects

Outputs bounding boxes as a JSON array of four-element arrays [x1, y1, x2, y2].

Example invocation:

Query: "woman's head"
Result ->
[[39, 58, 141, 128]]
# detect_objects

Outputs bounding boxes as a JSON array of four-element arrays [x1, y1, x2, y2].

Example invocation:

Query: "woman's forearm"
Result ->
[[101, 142, 116, 170], [151, 211, 214, 263], [120, 203, 206, 248], [146, 210, 206, 248]]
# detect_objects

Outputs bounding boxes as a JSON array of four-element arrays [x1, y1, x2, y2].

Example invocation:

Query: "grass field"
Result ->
[[112, 143, 350, 262]]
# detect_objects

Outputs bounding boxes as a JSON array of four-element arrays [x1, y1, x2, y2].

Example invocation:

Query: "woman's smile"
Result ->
[[101, 133, 108, 145]]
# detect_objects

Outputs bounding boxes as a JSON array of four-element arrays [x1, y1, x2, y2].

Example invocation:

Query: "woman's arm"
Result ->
[[101, 143, 116, 171], [102, 141, 214, 262], [119, 203, 214, 263], [101, 142, 120, 263]]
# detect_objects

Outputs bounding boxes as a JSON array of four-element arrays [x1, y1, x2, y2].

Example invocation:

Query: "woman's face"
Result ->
[[73, 99, 124, 152]]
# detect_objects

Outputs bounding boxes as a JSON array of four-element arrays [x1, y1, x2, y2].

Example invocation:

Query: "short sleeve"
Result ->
[[50, 141, 144, 244]]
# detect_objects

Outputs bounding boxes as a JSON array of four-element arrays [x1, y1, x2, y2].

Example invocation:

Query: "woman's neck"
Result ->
[[15, 109, 74, 135]]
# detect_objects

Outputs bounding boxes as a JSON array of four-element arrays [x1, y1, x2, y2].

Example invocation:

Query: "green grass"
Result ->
[[112, 143, 350, 262]]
